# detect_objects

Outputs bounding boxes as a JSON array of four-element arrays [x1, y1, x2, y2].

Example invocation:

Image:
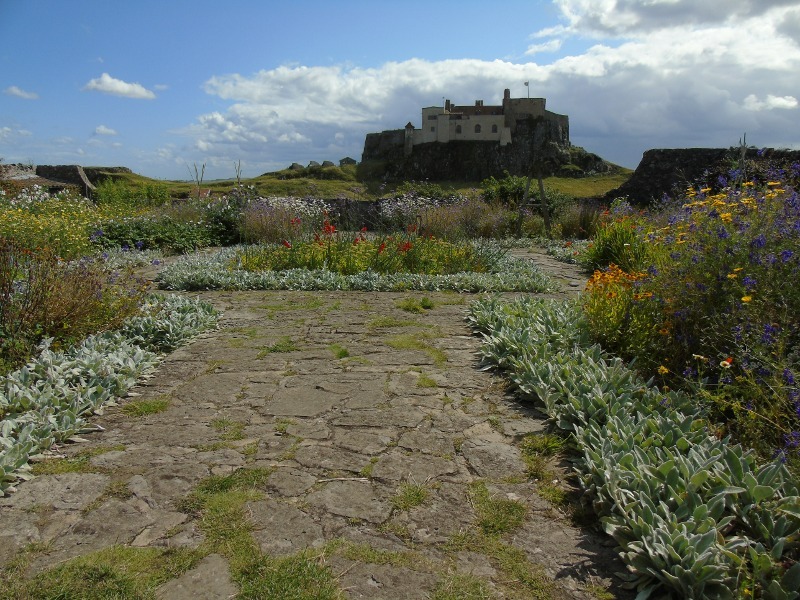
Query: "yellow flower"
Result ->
[[727, 273, 738, 279], [657, 365, 669, 375], [741, 296, 752, 303]]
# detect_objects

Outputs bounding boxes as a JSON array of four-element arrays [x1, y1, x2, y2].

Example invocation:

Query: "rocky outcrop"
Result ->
[[605, 147, 800, 205], [360, 117, 610, 182], [35, 165, 96, 195]]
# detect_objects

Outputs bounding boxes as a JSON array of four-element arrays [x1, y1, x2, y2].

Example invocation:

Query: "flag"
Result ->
[[524, 81, 529, 86]]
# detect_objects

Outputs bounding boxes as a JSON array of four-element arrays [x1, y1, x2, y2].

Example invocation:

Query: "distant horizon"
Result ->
[[2, 0, 798, 180]]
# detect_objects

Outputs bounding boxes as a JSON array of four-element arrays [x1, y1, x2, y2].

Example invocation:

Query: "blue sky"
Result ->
[[2, 0, 799, 180]]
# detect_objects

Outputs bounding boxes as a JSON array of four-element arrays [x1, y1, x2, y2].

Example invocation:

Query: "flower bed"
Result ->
[[0, 295, 219, 496], [468, 296, 800, 599], [157, 244, 557, 293]]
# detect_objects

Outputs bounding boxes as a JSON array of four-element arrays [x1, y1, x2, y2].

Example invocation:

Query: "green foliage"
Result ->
[[468, 295, 800, 599], [579, 209, 651, 272], [159, 244, 557, 293], [235, 229, 503, 277], [480, 173, 529, 206], [0, 240, 148, 372], [5, 545, 202, 600], [93, 178, 170, 207], [391, 482, 429, 511], [582, 170, 800, 460], [395, 180, 450, 200], [469, 481, 527, 536], [0, 294, 218, 496], [121, 396, 170, 417], [92, 215, 215, 254]]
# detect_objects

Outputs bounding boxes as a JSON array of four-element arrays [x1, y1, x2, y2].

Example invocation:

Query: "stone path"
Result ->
[[0, 250, 635, 599]]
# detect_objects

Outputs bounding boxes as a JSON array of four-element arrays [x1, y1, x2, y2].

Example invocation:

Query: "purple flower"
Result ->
[[751, 234, 767, 249], [784, 368, 796, 385], [135, 240, 145, 250], [742, 276, 757, 290], [781, 249, 794, 262]]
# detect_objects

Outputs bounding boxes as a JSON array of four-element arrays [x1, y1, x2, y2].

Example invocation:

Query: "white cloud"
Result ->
[[525, 39, 563, 55], [0, 126, 12, 140], [743, 94, 799, 111], [83, 73, 156, 99], [554, 0, 800, 36], [4, 85, 39, 100], [94, 125, 118, 135], [154, 84, 169, 91]]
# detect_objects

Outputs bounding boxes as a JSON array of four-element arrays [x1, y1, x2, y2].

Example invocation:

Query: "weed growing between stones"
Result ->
[[120, 395, 170, 417], [336, 540, 424, 569], [30, 445, 124, 476], [396, 296, 435, 313], [430, 572, 495, 600], [417, 372, 438, 388], [391, 481, 429, 511], [211, 418, 246, 441], [469, 482, 526, 536], [0, 545, 203, 600], [446, 530, 558, 600], [385, 333, 447, 367], [178, 467, 343, 599], [367, 315, 420, 329], [257, 336, 298, 356], [328, 343, 350, 359]]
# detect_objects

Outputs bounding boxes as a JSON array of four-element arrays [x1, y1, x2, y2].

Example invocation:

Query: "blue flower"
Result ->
[[781, 249, 794, 262]]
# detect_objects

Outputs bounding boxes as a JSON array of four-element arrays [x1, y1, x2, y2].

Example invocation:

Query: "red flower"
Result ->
[[398, 241, 413, 253], [361, 226, 368, 233], [353, 237, 360, 245], [378, 242, 386, 254], [323, 220, 336, 234], [282, 240, 292, 248]]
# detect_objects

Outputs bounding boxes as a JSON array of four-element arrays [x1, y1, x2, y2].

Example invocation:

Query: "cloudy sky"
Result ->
[[1, 0, 799, 180]]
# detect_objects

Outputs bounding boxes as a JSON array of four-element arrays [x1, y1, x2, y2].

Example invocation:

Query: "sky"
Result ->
[[1, 0, 799, 180]]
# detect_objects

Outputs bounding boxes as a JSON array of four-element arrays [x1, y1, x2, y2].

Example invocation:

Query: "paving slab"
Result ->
[[0, 286, 629, 599]]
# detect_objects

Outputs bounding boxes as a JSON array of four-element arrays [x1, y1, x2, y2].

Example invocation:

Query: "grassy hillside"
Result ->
[[84, 164, 632, 201]]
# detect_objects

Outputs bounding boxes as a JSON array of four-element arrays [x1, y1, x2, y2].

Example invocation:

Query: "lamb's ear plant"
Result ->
[[467, 296, 800, 599], [0, 295, 218, 496]]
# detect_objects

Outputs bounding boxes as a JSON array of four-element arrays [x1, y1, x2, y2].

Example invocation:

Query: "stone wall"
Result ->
[[35, 165, 96, 195], [605, 147, 800, 205]]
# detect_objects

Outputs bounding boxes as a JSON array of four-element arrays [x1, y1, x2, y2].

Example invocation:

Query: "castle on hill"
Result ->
[[404, 88, 569, 153], [360, 88, 584, 181]]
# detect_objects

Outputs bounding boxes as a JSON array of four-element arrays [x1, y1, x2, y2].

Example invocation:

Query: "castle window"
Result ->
[[474, 124, 481, 133], [430, 127, 435, 132], [491, 124, 498, 133], [455, 125, 462, 134]]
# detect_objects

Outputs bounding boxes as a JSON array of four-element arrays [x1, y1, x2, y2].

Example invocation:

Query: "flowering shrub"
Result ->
[[582, 165, 800, 463], [0, 240, 149, 373], [238, 196, 329, 244], [234, 223, 502, 276], [0, 185, 137, 259], [579, 201, 652, 273]]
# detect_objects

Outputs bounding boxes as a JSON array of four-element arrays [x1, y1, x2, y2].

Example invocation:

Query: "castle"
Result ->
[[360, 88, 580, 181], [403, 88, 568, 154]]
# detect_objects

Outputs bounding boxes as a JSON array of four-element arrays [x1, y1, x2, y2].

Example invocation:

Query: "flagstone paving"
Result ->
[[0, 250, 636, 598]]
